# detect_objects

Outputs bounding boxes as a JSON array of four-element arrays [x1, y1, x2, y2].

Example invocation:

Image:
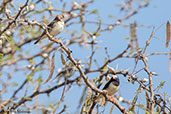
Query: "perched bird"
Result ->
[[52, 62, 78, 81], [34, 14, 65, 44], [102, 75, 120, 96], [100, 75, 120, 106]]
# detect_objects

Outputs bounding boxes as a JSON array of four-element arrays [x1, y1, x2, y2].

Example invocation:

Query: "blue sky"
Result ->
[[2, 0, 171, 114], [47, 0, 171, 113]]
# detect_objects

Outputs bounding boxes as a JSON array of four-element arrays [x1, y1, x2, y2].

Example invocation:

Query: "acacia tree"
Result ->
[[0, 0, 171, 114]]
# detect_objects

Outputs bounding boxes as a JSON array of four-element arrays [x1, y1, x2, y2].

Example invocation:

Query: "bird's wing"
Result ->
[[102, 80, 112, 90], [112, 78, 120, 86], [47, 21, 56, 31]]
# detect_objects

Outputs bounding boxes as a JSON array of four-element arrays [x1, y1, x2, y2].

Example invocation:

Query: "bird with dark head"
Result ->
[[34, 14, 65, 44], [102, 75, 120, 96], [99, 75, 120, 106]]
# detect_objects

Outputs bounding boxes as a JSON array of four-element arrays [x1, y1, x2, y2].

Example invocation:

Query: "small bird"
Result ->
[[34, 14, 65, 44], [52, 62, 78, 81], [100, 75, 120, 106], [102, 75, 120, 96]]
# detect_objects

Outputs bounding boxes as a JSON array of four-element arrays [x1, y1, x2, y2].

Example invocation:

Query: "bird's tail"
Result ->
[[52, 73, 62, 82], [34, 37, 41, 44]]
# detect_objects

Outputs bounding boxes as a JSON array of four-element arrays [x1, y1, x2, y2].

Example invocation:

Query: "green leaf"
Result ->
[[158, 81, 166, 87], [15, 46, 22, 52], [5, 55, 12, 60], [86, 62, 91, 66], [43, 53, 55, 84], [49, 104, 55, 109], [25, 27, 31, 33], [34, 11, 41, 14], [154, 113, 160, 114], [125, 37, 130, 40], [128, 49, 135, 55], [24, 97, 32, 100], [146, 111, 151, 114], [71, 30, 78, 37], [87, 92, 93, 96], [94, 77, 99, 84], [136, 89, 142, 94], [35, 67, 44, 72], [5, 36, 12, 42], [27, 75, 32, 81], [30, 28, 36, 37], [164, 92, 168, 97], [139, 104, 146, 110], [29, 59, 36, 64], [62, 2, 66, 11], [156, 106, 160, 113], [100, 96, 105, 106], [0, 60, 2, 65], [91, 9, 98, 14], [48, 85, 51, 89], [12, 82, 18, 87], [30, 1, 36, 6], [36, 77, 43, 83], [109, 104, 115, 114], [82, 29, 91, 37], [108, 15, 116, 19], [96, 46, 101, 49], [19, 28, 25, 38], [0, 53, 4, 59], [143, 0, 150, 2], [48, 5, 54, 10], [145, 91, 150, 111], [136, 48, 142, 52], [130, 94, 138, 112], [84, 97, 92, 112], [80, 102, 86, 114], [27, 73, 34, 83], [61, 53, 66, 65], [103, 58, 108, 72], [154, 81, 166, 92], [95, 32, 101, 37]]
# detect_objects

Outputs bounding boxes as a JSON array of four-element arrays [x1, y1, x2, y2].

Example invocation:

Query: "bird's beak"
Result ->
[[57, 15, 64, 20], [112, 75, 118, 79]]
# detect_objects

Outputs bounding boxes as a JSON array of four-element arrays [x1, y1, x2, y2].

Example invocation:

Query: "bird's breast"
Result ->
[[51, 21, 64, 36], [107, 83, 120, 96]]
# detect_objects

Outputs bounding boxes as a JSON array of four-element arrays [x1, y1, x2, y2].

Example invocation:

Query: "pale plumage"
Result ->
[[103, 75, 120, 96], [52, 62, 77, 81], [100, 75, 120, 106], [34, 15, 65, 44]]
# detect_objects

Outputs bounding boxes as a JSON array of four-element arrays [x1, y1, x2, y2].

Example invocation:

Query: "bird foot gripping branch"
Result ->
[[52, 38, 62, 44], [107, 95, 117, 103]]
